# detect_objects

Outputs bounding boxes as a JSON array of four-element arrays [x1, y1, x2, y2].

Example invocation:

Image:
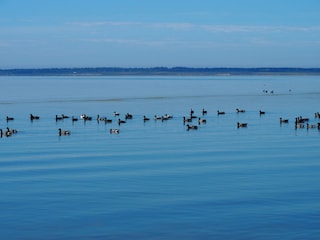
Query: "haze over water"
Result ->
[[1, 75, 320, 239]]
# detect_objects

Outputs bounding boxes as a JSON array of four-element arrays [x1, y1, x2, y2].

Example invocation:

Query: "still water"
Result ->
[[1, 75, 320, 239]]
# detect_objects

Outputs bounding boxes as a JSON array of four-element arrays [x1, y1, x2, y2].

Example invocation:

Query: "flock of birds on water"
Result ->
[[1, 108, 320, 138]]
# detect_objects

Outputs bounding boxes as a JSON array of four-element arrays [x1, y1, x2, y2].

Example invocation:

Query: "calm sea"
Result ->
[[1, 75, 320, 239]]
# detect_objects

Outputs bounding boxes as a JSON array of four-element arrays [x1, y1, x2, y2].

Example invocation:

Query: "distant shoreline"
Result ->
[[1, 67, 320, 76]]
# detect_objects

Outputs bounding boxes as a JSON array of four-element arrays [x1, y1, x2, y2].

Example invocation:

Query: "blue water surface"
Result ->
[[1, 75, 320, 239]]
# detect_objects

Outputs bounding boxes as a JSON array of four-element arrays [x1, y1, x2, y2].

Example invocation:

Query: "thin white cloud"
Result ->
[[68, 21, 320, 33], [68, 21, 143, 27], [151, 22, 195, 31], [79, 35, 320, 50], [201, 25, 320, 33], [81, 38, 170, 47], [80, 37, 246, 49], [68, 21, 195, 32]]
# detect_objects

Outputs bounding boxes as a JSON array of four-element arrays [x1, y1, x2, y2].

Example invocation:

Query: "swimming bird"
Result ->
[[80, 114, 92, 121], [295, 116, 309, 124], [6, 116, 14, 121], [97, 114, 103, 121], [189, 109, 197, 119], [198, 117, 206, 124], [80, 114, 92, 120], [306, 123, 316, 129], [55, 115, 63, 121], [30, 114, 40, 120], [118, 119, 126, 125], [6, 127, 17, 134], [61, 114, 69, 119], [97, 114, 107, 122], [125, 113, 133, 120], [110, 128, 120, 134], [183, 116, 192, 123], [113, 111, 120, 116], [72, 116, 79, 122], [104, 118, 112, 123], [6, 129, 13, 136], [217, 110, 225, 115], [202, 108, 207, 115], [0, 129, 12, 138], [161, 114, 173, 121], [280, 117, 289, 124], [259, 110, 265, 115], [143, 116, 150, 121], [0, 129, 11, 137], [236, 108, 245, 113], [186, 124, 198, 130], [163, 114, 173, 119], [58, 128, 70, 136], [237, 122, 248, 128], [295, 123, 304, 129], [154, 115, 162, 120]]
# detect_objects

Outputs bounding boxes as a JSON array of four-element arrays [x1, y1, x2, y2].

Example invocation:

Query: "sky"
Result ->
[[1, 0, 320, 68]]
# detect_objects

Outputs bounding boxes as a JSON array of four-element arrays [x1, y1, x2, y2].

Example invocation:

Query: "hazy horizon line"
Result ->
[[1, 66, 320, 77], [1, 66, 320, 70]]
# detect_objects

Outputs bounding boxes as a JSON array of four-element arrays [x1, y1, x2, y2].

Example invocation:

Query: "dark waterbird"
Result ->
[[236, 108, 245, 113], [125, 113, 133, 120], [186, 124, 198, 130], [118, 119, 126, 125], [30, 114, 40, 121], [56, 115, 63, 121], [6, 116, 14, 121], [58, 128, 70, 136], [72, 116, 79, 122], [183, 116, 192, 123], [237, 122, 248, 128], [198, 118, 206, 124], [280, 117, 289, 124], [202, 108, 207, 115]]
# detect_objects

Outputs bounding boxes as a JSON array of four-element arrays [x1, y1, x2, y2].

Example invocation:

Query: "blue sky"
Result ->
[[1, 0, 320, 68]]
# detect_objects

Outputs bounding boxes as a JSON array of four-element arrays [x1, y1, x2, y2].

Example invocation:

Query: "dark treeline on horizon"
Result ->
[[1, 67, 320, 76]]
